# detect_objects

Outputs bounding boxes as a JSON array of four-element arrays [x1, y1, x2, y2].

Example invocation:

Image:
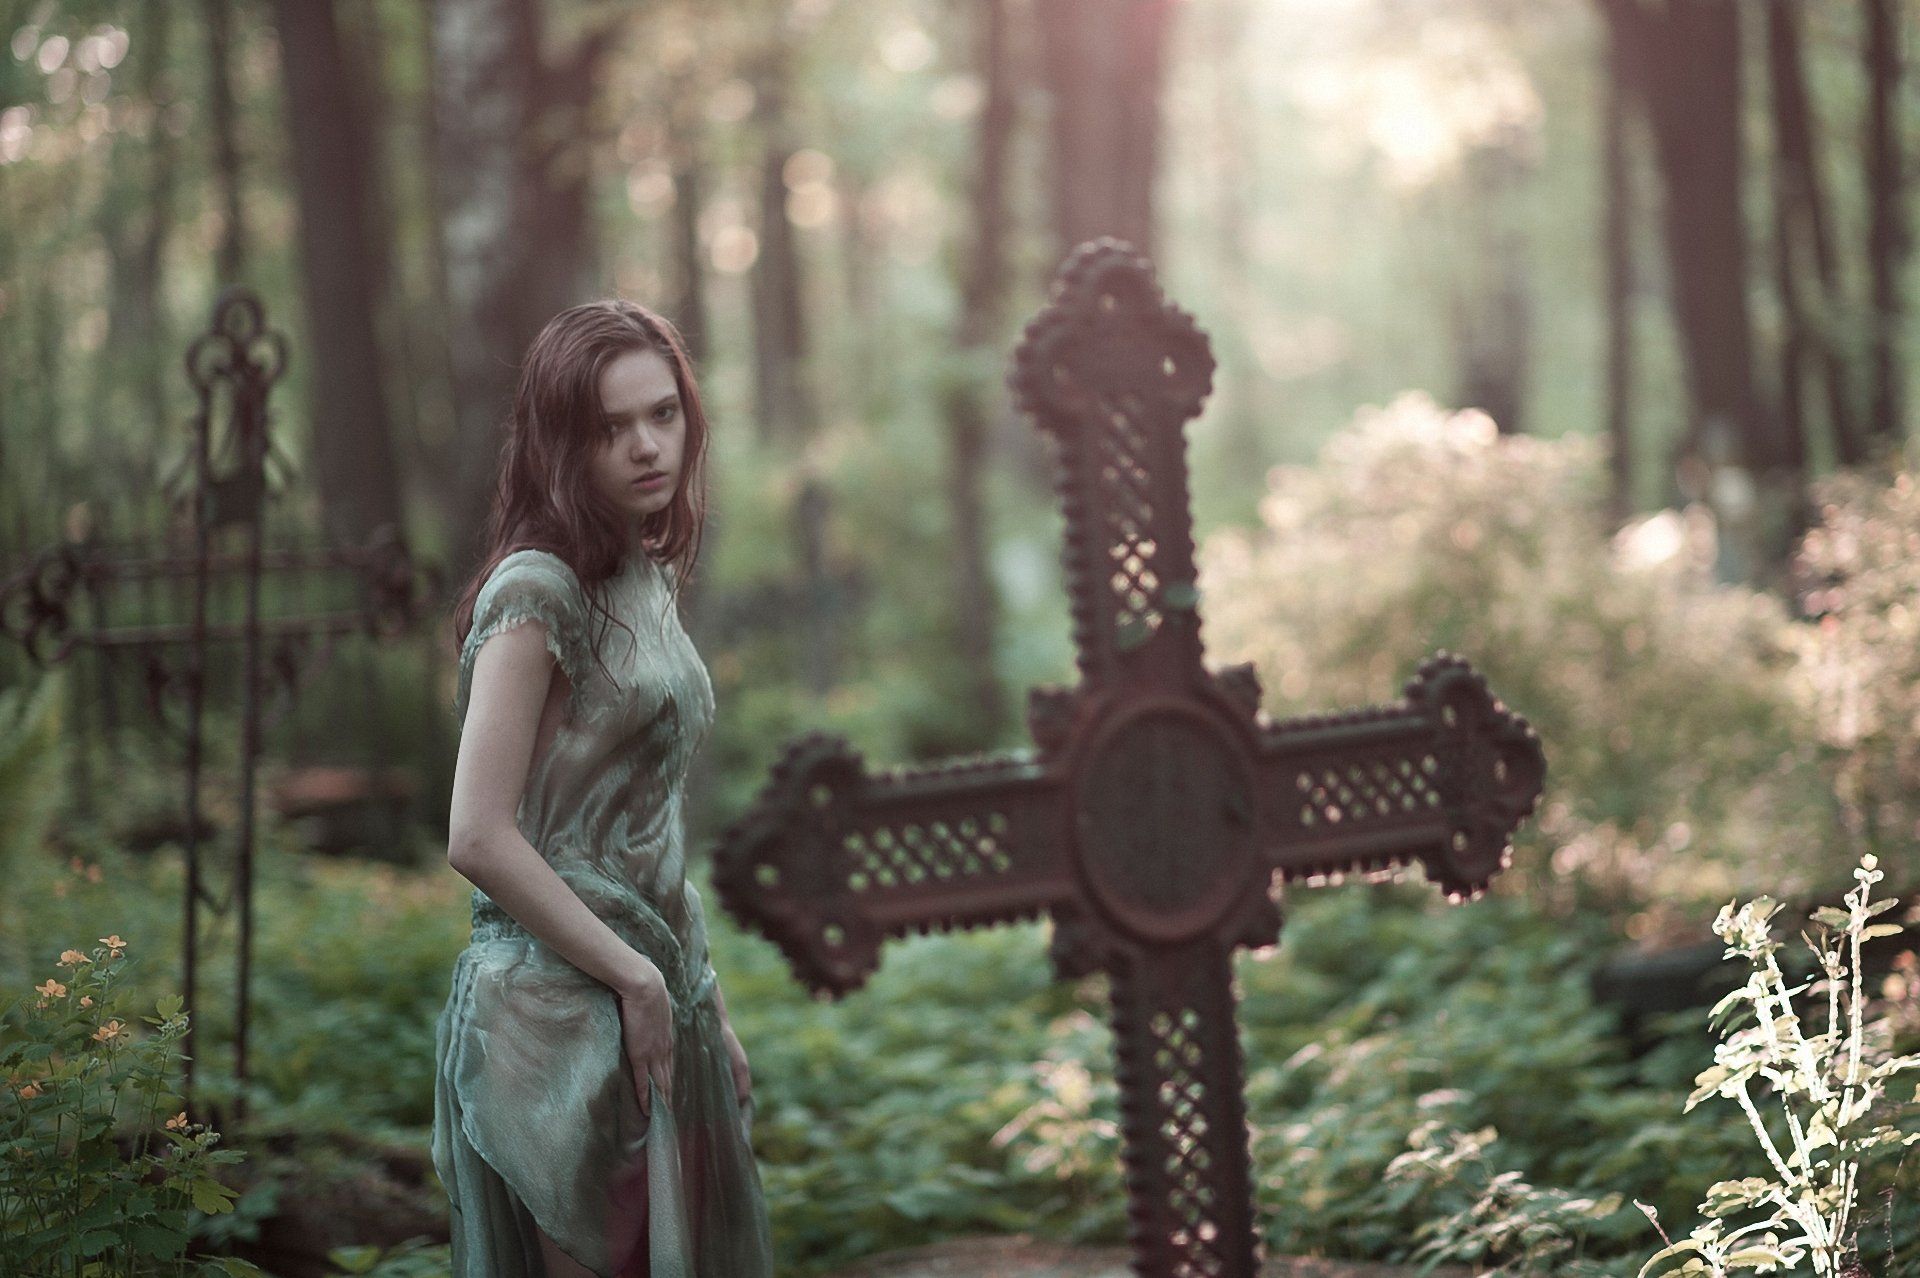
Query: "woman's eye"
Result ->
[[653, 403, 679, 423]]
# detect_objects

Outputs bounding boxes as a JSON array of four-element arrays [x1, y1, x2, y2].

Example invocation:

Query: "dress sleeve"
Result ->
[[456, 550, 593, 722]]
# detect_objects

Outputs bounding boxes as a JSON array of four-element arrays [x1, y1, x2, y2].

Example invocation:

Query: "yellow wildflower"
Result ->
[[78, 996, 92, 1007], [58, 950, 89, 966], [92, 1019, 126, 1043], [164, 1111, 189, 1132], [34, 980, 65, 999], [17, 1082, 41, 1100], [98, 935, 126, 958]]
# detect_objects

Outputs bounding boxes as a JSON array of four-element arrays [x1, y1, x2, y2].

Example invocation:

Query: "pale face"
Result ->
[[590, 347, 685, 528]]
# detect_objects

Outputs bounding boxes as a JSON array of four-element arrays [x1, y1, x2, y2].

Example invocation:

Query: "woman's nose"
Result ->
[[629, 426, 659, 461]]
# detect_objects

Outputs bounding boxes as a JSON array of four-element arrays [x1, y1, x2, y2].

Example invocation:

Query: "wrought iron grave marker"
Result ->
[[712, 241, 1547, 1276], [0, 290, 429, 1114]]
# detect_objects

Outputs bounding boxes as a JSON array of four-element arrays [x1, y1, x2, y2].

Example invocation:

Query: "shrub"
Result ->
[[0, 937, 258, 1277], [1198, 393, 1829, 910]]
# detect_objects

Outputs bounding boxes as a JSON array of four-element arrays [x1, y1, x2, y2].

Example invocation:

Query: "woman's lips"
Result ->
[[634, 471, 669, 489]]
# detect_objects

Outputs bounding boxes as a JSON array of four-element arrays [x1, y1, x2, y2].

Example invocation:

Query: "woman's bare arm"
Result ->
[[448, 621, 675, 1107]]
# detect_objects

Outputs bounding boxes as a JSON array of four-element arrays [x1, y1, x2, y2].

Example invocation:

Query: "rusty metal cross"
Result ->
[[712, 241, 1546, 1276]]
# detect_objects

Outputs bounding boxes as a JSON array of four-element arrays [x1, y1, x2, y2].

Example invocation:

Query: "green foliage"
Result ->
[[715, 882, 1755, 1274], [0, 670, 65, 881], [1384, 1123, 1624, 1276], [325, 1238, 451, 1278], [0, 940, 261, 1278], [708, 915, 1112, 1271], [1639, 855, 1920, 1278], [239, 859, 469, 1134]]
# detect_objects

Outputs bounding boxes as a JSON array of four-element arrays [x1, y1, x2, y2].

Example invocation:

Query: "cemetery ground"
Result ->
[[7, 401, 1920, 1274]]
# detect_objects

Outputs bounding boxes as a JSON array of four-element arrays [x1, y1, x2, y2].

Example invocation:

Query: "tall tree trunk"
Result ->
[[272, 0, 405, 545], [747, 39, 836, 689], [432, 0, 619, 564], [102, 0, 177, 445], [666, 78, 710, 368], [1452, 141, 1532, 436], [1865, 0, 1906, 447], [1766, 0, 1863, 466], [1601, 2, 1779, 469], [1036, 0, 1176, 259], [202, 0, 247, 284], [749, 43, 813, 443], [942, 0, 1016, 747], [1765, 0, 1840, 474], [1602, 11, 1636, 525], [1205, 0, 1262, 478], [837, 166, 878, 403], [1602, 0, 1791, 578]]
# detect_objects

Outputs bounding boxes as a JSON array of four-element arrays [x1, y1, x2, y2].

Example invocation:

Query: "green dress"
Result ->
[[432, 549, 773, 1278]]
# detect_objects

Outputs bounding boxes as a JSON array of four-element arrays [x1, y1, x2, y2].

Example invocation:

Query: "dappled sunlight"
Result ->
[[1280, 6, 1543, 190]]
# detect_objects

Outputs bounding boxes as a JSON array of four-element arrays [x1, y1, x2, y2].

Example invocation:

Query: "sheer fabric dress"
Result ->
[[433, 550, 773, 1278]]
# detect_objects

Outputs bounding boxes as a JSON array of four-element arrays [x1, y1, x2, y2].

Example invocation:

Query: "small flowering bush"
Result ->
[[1639, 855, 1920, 1278], [0, 936, 260, 1277], [1199, 393, 1825, 909]]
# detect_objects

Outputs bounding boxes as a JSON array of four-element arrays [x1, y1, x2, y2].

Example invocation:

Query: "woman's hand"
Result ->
[[721, 1022, 752, 1110], [614, 959, 674, 1116]]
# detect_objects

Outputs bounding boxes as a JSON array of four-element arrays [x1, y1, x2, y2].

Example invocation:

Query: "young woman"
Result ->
[[434, 300, 773, 1278]]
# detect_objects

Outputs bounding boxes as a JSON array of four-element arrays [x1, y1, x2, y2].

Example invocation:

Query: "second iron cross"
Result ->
[[714, 241, 1546, 1277]]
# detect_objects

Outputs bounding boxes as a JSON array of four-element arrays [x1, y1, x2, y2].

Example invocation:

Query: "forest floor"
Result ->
[[824, 1236, 1479, 1278]]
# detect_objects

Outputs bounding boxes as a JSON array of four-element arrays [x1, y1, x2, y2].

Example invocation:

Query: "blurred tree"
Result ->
[[432, 0, 624, 565], [664, 62, 710, 368], [99, 0, 177, 441], [1600, 0, 1791, 574], [201, 0, 246, 283], [1036, 0, 1176, 258], [271, 0, 405, 545], [1765, 0, 1862, 471], [1863, 0, 1906, 448], [1600, 9, 1635, 524], [941, 0, 1017, 745], [1450, 136, 1533, 436], [749, 34, 815, 443]]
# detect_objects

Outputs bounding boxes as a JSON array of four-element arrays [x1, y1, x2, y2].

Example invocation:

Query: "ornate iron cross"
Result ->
[[712, 241, 1546, 1276], [0, 290, 428, 1116]]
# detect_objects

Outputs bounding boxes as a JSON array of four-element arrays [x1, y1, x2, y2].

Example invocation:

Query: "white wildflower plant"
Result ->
[[1638, 854, 1920, 1278]]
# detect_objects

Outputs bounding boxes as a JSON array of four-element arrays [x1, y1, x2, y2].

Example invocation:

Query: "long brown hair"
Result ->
[[452, 299, 709, 646]]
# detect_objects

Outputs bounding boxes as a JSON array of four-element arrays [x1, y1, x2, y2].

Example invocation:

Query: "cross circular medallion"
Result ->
[[1072, 700, 1260, 942]]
